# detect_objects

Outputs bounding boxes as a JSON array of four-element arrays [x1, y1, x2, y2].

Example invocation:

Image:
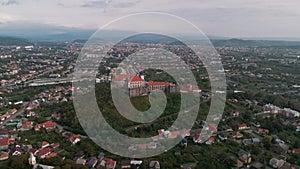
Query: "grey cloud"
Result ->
[[81, 0, 110, 8], [1, 0, 19, 6], [112, 0, 140, 8]]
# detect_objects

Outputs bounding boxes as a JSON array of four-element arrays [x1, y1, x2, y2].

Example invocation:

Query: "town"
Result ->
[[0, 36, 300, 169]]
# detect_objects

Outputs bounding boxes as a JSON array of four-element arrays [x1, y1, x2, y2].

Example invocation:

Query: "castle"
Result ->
[[112, 74, 201, 97]]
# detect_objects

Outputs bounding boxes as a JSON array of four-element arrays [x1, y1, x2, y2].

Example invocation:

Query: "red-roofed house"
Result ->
[[180, 84, 201, 93], [0, 151, 9, 161], [69, 134, 80, 145], [41, 141, 49, 148], [209, 124, 218, 133], [292, 148, 300, 154], [34, 124, 42, 131], [20, 121, 34, 131], [238, 124, 250, 130], [38, 147, 53, 159], [51, 143, 60, 149], [103, 158, 116, 169], [254, 128, 269, 135], [42, 121, 56, 131], [0, 138, 9, 150]]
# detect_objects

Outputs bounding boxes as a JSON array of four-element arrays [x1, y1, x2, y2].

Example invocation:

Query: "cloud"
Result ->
[[0, 0, 19, 6], [112, 0, 140, 8], [0, 13, 19, 24], [81, 0, 110, 8]]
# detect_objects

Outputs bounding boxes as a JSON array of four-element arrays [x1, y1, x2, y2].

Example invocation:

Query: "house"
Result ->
[[38, 147, 52, 159], [269, 158, 285, 168], [251, 138, 261, 144], [11, 144, 23, 156], [35, 121, 56, 132], [34, 124, 42, 131], [45, 152, 57, 159], [86, 157, 98, 168], [69, 134, 80, 145], [50, 143, 60, 150], [251, 121, 261, 128], [232, 111, 240, 117], [254, 128, 269, 135], [233, 132, 243, 139], [0, 151, 9, 161], [205, 137, 215, 145], [238, 124, 250, 130], [99, 158, 116, 169], [181, 138, 188, 147], [149, 161, 160, 169], [7, 108, 17, 115], [26, 111, 36, 117], [0, 129, 9, 138], [42, 121, 56, 131], [29, 148, 38, 155], [51, 113, 61, 121], [28, 153, 36, 165], [193, 134, 202, 143], [22, 144, 33, 152], [41, 141, 49, 148], [208, 124, 218, 133], [120, 160, 131, 169], [26, 103, 39, 110], [130, 160, 142, 165], [0, 116, 5, 121], [20, 121, 34, 131], [97, 152, 105, 160], [0, 138, 9, 150], [218, 133, 227, 141], [75, 158, 86, 165], [280, 108, 300, 118], [104, 158, 117, 169], [292, 148, 300, 154], [33, 164, 54, 169], [238, 150, 252, 164], [296, 126, 300, 132], [180, 84, 201, 93]]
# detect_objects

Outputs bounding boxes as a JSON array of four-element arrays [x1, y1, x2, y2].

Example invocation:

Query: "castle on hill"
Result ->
[[112, 74, 201, 97]]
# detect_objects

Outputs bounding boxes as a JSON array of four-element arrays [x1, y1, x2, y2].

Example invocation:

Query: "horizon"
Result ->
[[1, 26, 300, 42]]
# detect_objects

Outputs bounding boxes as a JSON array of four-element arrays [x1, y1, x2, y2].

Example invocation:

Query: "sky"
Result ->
[[0, 0, 300, 39]]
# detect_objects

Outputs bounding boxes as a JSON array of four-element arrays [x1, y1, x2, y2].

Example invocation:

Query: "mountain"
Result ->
[[0, 22, 95, 41], [211, 38, 300, 48], [121, 33, 185, 45], [0, 36, 32, 46]]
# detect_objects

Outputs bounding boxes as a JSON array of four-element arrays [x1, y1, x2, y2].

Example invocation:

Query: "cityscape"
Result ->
[[0, 0, 300, 169]]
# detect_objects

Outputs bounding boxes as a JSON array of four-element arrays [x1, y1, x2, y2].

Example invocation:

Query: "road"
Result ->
[[0, 102, 29, 127]]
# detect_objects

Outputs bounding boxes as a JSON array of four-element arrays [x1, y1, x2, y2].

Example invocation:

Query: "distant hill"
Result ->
[[0, 36, 32, 46], [211, 38, 300, 48], [121, 33, 185, 45], [72, 39, 87, 43]]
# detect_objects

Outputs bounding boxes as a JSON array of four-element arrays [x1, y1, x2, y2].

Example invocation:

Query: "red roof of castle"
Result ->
[[148, 81, 169, 86], [130, 75, 144, 82]]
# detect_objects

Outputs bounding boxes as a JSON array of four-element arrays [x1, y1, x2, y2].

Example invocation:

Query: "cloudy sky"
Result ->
[[0, 0, 300, 38]]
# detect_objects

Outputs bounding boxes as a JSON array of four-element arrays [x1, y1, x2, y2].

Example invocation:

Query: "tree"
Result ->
[[9, 153, 31, 169], [263, 136, 272, 150]]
